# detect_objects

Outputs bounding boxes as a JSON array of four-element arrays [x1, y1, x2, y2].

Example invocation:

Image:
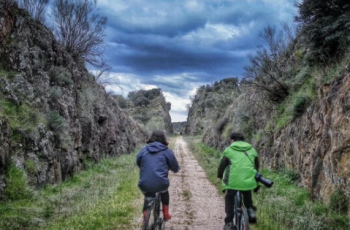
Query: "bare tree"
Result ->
[[15, 0, 49, 23], [92, 59, 120, 85], [52, 0, 107, 69], [244, 23, 296, 103]]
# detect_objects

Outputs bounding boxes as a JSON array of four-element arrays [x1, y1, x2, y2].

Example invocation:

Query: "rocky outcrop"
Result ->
[[0, 1, 147, 196], [123, 88, 173, 134], [261, 72, 350, 203], [192, 71, 350, 208], [184, 78, 239, 135]]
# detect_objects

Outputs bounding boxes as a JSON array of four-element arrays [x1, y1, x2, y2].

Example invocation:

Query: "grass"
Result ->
[[0, 99, 42, 131], [0, 150, 144, 230], [186, 137, 350, 230], [0, 67, 18, 79], [264, 57, 348, 134]]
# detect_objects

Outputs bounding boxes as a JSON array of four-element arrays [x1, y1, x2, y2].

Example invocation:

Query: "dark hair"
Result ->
[[147, 130, 169, 146], [230, 132, 245, 141]]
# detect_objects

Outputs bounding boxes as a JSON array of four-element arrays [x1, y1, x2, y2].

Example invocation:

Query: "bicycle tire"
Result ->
[[241, 206, 250, 230], [141, 209, 151, 230], [157, 219, 165, 230], [234, 191, 250, 230], [154, 194, 165, 230]]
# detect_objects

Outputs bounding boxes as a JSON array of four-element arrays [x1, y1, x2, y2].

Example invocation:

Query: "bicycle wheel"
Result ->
[[240, 207, 250, 230], [234, 191, 250, 230], [153, 194, 165, 230], [157, 219, 165, 230], [141, 209, 151, 230]]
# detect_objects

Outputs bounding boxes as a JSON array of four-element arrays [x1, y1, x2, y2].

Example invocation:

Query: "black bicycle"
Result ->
[[234, 173, 274, 230], [234, 191, 250, 230], [141, 192, 165, 230]]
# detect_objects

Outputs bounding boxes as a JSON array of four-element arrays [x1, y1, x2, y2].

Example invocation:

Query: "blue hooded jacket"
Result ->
[[136, 142, 180, 193]]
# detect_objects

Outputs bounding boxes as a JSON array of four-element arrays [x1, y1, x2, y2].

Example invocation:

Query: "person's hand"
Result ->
[[253, 185, 260, 193]]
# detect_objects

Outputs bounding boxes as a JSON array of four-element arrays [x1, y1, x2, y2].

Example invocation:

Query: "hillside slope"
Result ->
[[0, 1, 147, 196]]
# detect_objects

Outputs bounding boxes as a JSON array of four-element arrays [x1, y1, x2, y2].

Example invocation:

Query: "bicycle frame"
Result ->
[[234, 191, 250, 230], [141, 192, 165, 230]]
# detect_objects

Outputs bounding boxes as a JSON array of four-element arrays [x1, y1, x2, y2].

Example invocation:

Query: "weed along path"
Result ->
[[166, 136, 224, 230]]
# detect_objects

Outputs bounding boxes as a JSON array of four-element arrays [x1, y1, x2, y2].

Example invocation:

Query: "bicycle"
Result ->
[[233, 191, 250, 230], [141, 192, 165, 230], [233, 173, 274, 230]]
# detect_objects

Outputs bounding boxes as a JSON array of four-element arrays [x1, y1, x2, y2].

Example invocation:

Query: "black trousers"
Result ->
[[224, 189, 253, 224], [142, 191, 169, 211]]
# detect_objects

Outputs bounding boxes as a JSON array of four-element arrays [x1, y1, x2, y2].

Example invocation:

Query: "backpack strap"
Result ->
[[242, 151, 256, 170]]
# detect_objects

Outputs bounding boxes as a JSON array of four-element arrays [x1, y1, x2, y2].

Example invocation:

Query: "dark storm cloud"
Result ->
[[100, 0, 295, 80], [105, 28, 254, 80], [97, 0, 296, 121]]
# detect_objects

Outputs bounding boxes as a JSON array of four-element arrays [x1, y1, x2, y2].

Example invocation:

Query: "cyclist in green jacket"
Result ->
[[217, 132, 259, 230]]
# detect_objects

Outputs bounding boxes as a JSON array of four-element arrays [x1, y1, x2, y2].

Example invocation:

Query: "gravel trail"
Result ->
[[165, 136, 224, 230]]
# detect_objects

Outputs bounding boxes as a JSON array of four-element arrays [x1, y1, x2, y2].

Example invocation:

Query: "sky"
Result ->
[[96, 0, 297, 122]]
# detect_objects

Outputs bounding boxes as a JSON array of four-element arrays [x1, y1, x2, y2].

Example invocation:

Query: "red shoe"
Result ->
[[162, 205, 171, 221], [142, 210, 147, 224]]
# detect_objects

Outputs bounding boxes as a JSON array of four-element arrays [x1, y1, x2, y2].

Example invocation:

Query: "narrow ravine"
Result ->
[[166, 136, 224, 230]]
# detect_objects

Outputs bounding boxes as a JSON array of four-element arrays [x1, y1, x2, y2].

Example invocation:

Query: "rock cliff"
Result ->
[[188, 69, 350, 209], [0, 1, 147, 196], [115, 88, 173, 134], [184, 78, 239, 136], [261, 72, 350, 202]]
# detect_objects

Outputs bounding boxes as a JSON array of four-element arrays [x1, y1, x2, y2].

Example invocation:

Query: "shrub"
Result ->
[[113, 95, 128, 109], [295, 1, 350, 63], [293, 95, 310, 118], [46, 110, 66, 132], [5, 165, 31, 200], [49, 87, 63, 102], [133, 96, 150, 107], [329, 189, 348, 214], [49, 66, 73, 86], [0, 100, 40, 131], [25, 160, 37, 175], [279, 167, 301, 183]]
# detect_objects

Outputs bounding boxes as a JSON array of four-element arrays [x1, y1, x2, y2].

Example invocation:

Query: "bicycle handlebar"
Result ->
[[255, 172, 274, 188]]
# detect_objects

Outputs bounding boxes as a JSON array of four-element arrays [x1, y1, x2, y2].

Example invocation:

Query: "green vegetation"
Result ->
[[24, 159, 37, 176], [0, 151, 143, 230], [4, 165, 32, 201], [255, 169, 350, 230], [187, 138, 350, 230], [128, 88, 162, 107], [145, 116, 164, 132], [329, 189, 348, 215], [296, 1, 350, 63], [0, 67, 18, 79], [49, 66, 73, 86], [0, 99, 42, 132], [263, 56, 347, 134], [49, 87, 63, 102], [46, 110, 66, 132]]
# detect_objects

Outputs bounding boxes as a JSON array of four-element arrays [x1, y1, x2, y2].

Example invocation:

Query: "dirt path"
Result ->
[[166, 136, 224, 230]]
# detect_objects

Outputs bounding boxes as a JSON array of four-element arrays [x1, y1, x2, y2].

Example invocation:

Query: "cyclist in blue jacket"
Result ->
[[137, 130, 180, 222]]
